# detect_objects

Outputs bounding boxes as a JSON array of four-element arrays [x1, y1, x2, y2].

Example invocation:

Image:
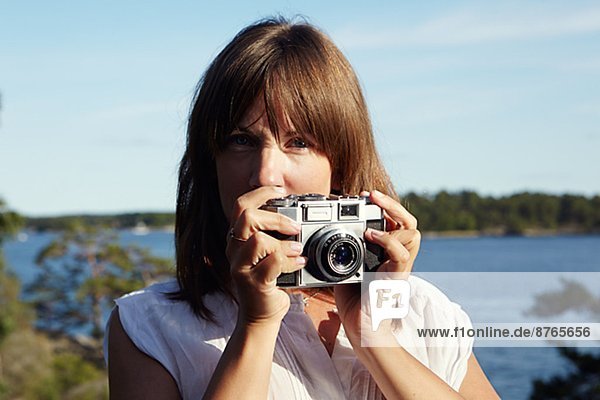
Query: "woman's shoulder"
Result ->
[[115, 279, 179, 309], [114, 279, 237, 336], [107, 280, 237, 399], [117, 279, 231, 310]]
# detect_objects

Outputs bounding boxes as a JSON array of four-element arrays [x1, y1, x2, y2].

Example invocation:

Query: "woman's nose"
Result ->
[[248, 147, 285, 189]]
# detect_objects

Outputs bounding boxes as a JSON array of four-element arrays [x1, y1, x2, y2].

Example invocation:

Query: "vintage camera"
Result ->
[[261, 194, 386, 288]]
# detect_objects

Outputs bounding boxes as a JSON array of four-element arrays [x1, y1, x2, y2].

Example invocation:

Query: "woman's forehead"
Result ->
[[238, 97, 297, 136]]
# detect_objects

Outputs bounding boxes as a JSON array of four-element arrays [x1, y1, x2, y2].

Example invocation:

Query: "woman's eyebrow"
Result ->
[[231, 127, 261, 136], [280, 129, 300, 138], [283, 130, 317, 143]]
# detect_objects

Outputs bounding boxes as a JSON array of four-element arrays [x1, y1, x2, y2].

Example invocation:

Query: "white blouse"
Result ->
[[104, 276, 473, 399]]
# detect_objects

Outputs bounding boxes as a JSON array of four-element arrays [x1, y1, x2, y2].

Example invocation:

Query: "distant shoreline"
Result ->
[[21, 190, 600, 236], [17, 226, 599, 240], [423, 227, 600, 239]]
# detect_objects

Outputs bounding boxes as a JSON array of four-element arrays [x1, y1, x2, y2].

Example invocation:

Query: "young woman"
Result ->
[[106, 17, 499, 399]]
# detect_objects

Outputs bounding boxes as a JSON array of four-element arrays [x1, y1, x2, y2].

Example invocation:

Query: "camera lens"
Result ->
[[305, 227, 364, 282], [330, 241, 358, 273]]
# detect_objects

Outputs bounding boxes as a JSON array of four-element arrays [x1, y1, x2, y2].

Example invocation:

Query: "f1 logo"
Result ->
[[368, 280, 411, 331]]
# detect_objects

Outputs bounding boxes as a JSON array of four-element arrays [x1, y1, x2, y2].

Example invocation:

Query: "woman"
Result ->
[[106, 17, 499, 399]]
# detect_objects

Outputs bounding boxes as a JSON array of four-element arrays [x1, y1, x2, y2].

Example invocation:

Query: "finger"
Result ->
[[362, 191, 399, 231], [231, 208, 300, 242], [232, 232, 306, 284], [365, 228, 421, 274], [229, 231, 277, 268], [383, 212, 400, 231], [387, 229, 422, 257], [281, 240, 304, 257], [230, 186, 287, 222], [252, 252, 307, 284], [369, 190, 417, 229], [365, 228, 411, 264], [230, 231, 304, 268]]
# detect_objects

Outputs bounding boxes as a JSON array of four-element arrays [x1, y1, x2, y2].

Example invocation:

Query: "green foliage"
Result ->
[[401, 191, 600, 234], [0, 199, 29, 343], [50, 353, 104, 396], [0, 330, 107, 400], [26, 212, 174, 232], [0, 199, 24, 246], [527, 279, 600, 399], [0, 271, 33, 342], [0, 329, 54, 400], [27, 225, 173, 339], [20, 191, 600, 235], [529, 348, 600, 399], [1, 196, 108, 398]]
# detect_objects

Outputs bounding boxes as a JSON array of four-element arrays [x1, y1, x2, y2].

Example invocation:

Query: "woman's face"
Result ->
[[216, 99, 332, 222]]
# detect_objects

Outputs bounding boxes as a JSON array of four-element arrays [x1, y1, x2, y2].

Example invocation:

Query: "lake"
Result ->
[[4, 232, 600, 399]]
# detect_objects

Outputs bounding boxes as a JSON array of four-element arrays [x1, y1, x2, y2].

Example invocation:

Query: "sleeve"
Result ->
[[402, 276, 474, 391], [428, 299, 474, 391], [103, 286, 185, 394], [104, 284, 230, 400]]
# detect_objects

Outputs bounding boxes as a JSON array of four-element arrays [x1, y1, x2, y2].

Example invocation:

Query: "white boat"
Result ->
[[131, 222, 150, 236]]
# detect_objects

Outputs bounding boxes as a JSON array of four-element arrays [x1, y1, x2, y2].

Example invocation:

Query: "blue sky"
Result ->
[[1, 1, 599, 216]]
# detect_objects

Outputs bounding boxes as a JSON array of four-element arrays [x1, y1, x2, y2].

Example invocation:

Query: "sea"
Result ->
[[4, 232, 600, 399]]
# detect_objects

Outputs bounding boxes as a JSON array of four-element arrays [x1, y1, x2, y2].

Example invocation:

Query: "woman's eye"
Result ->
[[291, 137, 308, 148], [233, 135, 249, 145], [226, 134, 253, 147]]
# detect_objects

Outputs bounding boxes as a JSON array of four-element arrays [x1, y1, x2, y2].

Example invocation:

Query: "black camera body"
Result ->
[[261, 194, 386, 288]]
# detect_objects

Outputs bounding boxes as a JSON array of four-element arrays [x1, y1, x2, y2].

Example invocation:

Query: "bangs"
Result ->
[[262, 36, 363, 175], [205, 20, 373, 193]]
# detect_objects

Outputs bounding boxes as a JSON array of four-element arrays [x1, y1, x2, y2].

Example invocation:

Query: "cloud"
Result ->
[[336, 6, 600, 48]]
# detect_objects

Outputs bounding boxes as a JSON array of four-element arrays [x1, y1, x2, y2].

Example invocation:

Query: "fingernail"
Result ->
[[274, 187, 286, 194], [290, 241, 303, 253], [296, 256, 307, 265], [370, 229, 385, 238], [373, 189, 383, 197], [290, 221, 302, 232]]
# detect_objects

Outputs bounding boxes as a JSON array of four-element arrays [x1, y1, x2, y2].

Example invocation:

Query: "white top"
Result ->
[[104, 276, 473, 400]]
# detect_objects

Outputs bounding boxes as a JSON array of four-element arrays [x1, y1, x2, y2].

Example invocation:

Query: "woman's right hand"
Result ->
[[225, 186, 305, 326]]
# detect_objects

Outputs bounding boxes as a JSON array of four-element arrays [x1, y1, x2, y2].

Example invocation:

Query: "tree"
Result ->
[[27, 223, 173, 340], [559, 195, 594, 230], [0, 198, 37, 398], [529, 347, 600, 399], [0, 199, 28, 342], [527, 279, 600, 399]]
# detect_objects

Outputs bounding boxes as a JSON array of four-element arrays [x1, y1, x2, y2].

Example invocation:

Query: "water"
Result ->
[[4, 230, 175, 288], [4, 232, 600, 399]]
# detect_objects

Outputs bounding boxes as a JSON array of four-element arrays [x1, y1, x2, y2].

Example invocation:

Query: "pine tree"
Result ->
[[27, 222, 173, 339]]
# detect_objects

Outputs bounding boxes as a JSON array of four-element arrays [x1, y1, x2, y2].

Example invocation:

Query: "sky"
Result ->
[[1, 1, 599, 216]]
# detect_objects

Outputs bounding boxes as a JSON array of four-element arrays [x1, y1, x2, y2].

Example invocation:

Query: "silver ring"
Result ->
[[228, 228, 247, 243]]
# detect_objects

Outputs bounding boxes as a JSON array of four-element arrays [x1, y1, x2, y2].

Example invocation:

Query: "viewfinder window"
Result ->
[[339, 204, 359, 220]]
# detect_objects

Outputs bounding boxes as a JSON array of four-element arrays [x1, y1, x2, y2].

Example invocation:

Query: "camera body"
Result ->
[[261, 194, 386, 288]]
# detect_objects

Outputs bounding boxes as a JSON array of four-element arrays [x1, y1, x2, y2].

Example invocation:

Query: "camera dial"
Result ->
[[298, 193, 327, 201], [266, 195, 298, 207]]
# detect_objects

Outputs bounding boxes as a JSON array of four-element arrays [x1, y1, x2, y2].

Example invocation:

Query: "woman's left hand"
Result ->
[[334, 189, 421, 342]]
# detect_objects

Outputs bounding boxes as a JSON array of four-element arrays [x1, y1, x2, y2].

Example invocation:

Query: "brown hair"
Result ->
[[174, 17, 397, 320]]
